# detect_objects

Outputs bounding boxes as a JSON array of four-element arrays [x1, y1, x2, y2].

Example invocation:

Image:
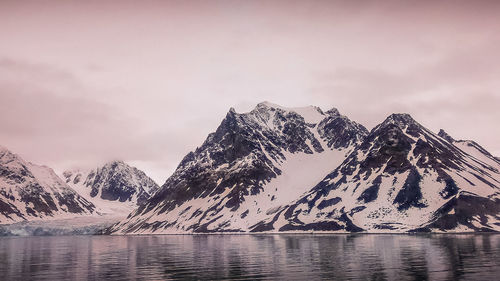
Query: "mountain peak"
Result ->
[[256, 101, 281, 108], [63, 160, 160, 206], [0, 147, 96, 223], [255, 101, 322, 111], [0, 146, 23, 167], [103, 160, 127, 168], [377, 113, 419, 130], [0, 145, 17, 157], [386, 113, 415, 123], [0, 145, 13, 157], [325, 107, 340, 116], [252, 102, 326, 124], [438, 129, 455, 143]]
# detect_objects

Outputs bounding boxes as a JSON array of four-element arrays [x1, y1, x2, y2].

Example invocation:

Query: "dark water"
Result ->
[[0, 234, 499, 280]]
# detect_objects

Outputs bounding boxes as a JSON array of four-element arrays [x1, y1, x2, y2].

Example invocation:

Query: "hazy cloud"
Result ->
[[1, 0, 499, 182], [309, 39, 500, 148], [0, 59, 180, 182]]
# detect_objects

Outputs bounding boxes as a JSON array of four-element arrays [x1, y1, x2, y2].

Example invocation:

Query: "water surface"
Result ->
[[0, 234, 499, 280]]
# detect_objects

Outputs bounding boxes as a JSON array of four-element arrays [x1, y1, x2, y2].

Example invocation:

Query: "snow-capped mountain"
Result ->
[[108, 103, 500, 234], [62, 161, 159, 215], [109, 102, 369, 234], [0, 146, 96, 223], [260, 114, 500, 232]]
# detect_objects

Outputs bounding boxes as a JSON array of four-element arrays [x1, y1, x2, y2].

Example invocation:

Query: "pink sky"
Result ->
[[1, 0, 499, 183]]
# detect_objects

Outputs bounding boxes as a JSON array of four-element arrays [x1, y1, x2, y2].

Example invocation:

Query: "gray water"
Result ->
[[0, 234, 499, 280]]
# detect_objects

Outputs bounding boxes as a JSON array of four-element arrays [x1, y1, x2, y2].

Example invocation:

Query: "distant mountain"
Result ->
[[0, 146, 96, 223], [62, 161, 159, 215], [109, 102, 369, 233], [109, 103, 500, 234]]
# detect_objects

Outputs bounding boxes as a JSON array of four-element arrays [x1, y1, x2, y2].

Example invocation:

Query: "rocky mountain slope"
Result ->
[[62, 161, 159, 215], [261, 114, 500, 233], [0, 146, 96, 223]]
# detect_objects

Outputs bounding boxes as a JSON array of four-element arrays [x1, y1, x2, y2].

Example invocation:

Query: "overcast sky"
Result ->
[[1, 0, 499, 184]]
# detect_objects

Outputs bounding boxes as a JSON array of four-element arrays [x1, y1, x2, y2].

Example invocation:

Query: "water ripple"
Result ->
[[0, 234, 499, 280]]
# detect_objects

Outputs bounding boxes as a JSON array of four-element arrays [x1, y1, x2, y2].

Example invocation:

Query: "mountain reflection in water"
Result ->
[[0, 234, 499, 280]]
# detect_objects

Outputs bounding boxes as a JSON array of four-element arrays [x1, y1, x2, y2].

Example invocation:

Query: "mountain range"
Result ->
[[108, 102, 500, 234], [1, 102, 499, 234], [0, 147, 158, 225]]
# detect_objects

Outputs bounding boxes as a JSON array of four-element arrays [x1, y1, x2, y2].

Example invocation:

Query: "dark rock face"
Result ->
[[417, 193, 500, 232], [393, 168, 426, 210], [0, 147, 95, 223], [357, 177, 381, 204], [109, 105, 500, 234], [318, 197, 342, 209], [438, 129, 455, 143], [439, 178, 459, 199], [18, 183, 59, 215], [63, 161, 159, 206], [317, 112, 368, 150]]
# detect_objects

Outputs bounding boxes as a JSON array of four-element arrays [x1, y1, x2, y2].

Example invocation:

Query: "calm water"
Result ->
[[0, 234, 499, 280]]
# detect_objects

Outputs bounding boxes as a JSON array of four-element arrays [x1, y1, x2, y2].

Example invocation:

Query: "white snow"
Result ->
[[455, 140, 500, 169], [256, 101, 326, 124], [229, 147, 349, 230]]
